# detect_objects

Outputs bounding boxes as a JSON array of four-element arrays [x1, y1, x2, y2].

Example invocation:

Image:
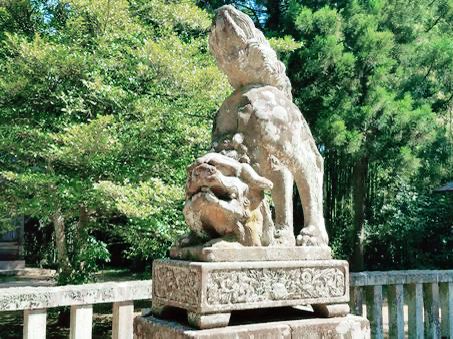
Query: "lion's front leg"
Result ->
[[291, 141, 329, 247], [259, 162, 295, 246]]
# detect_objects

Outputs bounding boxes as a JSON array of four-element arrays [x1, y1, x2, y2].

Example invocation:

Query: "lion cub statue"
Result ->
[[181, 5, 328, 248], [183, 151, 275, 247]]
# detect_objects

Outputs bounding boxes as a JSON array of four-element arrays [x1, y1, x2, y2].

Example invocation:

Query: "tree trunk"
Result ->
[[52, 209, 71, 276], [77, 205, 89, 243], [351, 155, 368, 272], [76, 205, 90, 270], [264, 0, 281, 30]]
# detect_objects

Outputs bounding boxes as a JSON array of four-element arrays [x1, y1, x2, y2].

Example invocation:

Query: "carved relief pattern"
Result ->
[[206, 267, 345, 305], [153, 265, 201, 306]]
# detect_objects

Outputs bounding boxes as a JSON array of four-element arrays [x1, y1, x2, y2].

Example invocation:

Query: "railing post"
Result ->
[[424, 283, 441, 338], [440, 282, 453, 338], [406, 283, 424, 339], [388, 284, 404, 339], [112, 301, 134, 339], [70, 304, 93, 339], [23, 308, 47, 339], [365, 285, 383, 339], [350, 286, 363, 316]]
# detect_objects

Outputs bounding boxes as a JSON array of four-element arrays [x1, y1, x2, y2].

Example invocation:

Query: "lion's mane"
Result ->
[[209, 5, 292, 100]]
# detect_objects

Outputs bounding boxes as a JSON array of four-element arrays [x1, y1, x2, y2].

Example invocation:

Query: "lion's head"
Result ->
[[209, 5, 292, 100]]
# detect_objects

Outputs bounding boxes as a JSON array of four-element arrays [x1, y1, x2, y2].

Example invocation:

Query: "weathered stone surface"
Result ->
[[406, 283, 424, 338], [208, 8, 292, 99], [70, 304, 93, 339], [289, 316, 370, 339], [187, 311, 231, 329], [207, 6, 329, 247], [134, 314, 370, 338], [176, 5, 329, 250], [424, 282, 441, 338], [0, 280, 151, 311], [113, 301, 134, 339], [181, 153, 275, 247], [23, 308, 47, 339], [170, 245, 332, 262], [440, 282, 453, 338], [349, 286, 363, 316], [152, 259, 349, 319], [210, 84, 328, 248], [365, 285, 383, 339], [387, 284, 404, 339], [312, 303, 350, 318], [350, 270, 453, 286], [0, 260, 25, 270]]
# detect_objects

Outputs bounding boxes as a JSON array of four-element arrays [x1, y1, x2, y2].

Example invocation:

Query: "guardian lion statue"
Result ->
[[182, 152, 275, 247], [180, 5, 328, 248], [209, 5, 328, 247]]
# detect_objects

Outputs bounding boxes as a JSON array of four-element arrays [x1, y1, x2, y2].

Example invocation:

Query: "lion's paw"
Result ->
[[296, 225, 328, 247]]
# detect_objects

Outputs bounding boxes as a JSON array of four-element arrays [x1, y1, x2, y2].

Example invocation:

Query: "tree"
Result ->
[[0, 0, 229, 283], [284, 0, 452, 270]]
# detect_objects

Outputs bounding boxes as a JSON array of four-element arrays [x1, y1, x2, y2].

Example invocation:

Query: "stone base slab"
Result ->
[[170, 245, 332, 262], [152, 259, 349, 328], [134, 314, 370, 338]]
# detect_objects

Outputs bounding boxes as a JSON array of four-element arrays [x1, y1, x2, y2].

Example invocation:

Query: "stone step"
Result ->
[[0, 242, 21, 261], [0, 260, 25, 270], [0, 242, 20, 254]]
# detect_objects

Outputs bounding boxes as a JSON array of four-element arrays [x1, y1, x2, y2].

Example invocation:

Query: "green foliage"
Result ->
[[366, 182, 452, 270], [0, 0, 228, 283], [59, 234, 111, 285], [94, 179, 186, 261], [268, 36, 303, 53], [131, 0, 212, 36]]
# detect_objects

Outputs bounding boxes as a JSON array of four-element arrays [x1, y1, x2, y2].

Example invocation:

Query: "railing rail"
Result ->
[[350, 270, 453, 339], [0, 280, 152, 339], [1, 270, 452, 338]]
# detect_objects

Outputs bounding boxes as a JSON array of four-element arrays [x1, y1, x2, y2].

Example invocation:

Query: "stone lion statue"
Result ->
[[179, 5, 328, 248], [207, 5, 328, 247], [182, 152, 275, 247]]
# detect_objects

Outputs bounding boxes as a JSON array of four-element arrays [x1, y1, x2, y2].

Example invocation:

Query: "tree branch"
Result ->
[[425, 13, 445, 32]]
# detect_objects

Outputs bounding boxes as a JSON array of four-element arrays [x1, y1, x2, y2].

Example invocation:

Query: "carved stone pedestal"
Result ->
[[151, 259, 350, 329]]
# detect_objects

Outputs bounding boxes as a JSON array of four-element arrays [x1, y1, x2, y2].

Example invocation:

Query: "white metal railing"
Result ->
[[350, 270, 453, 339], [1, 270, 452, 338], [0, 280, 152, 339]]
